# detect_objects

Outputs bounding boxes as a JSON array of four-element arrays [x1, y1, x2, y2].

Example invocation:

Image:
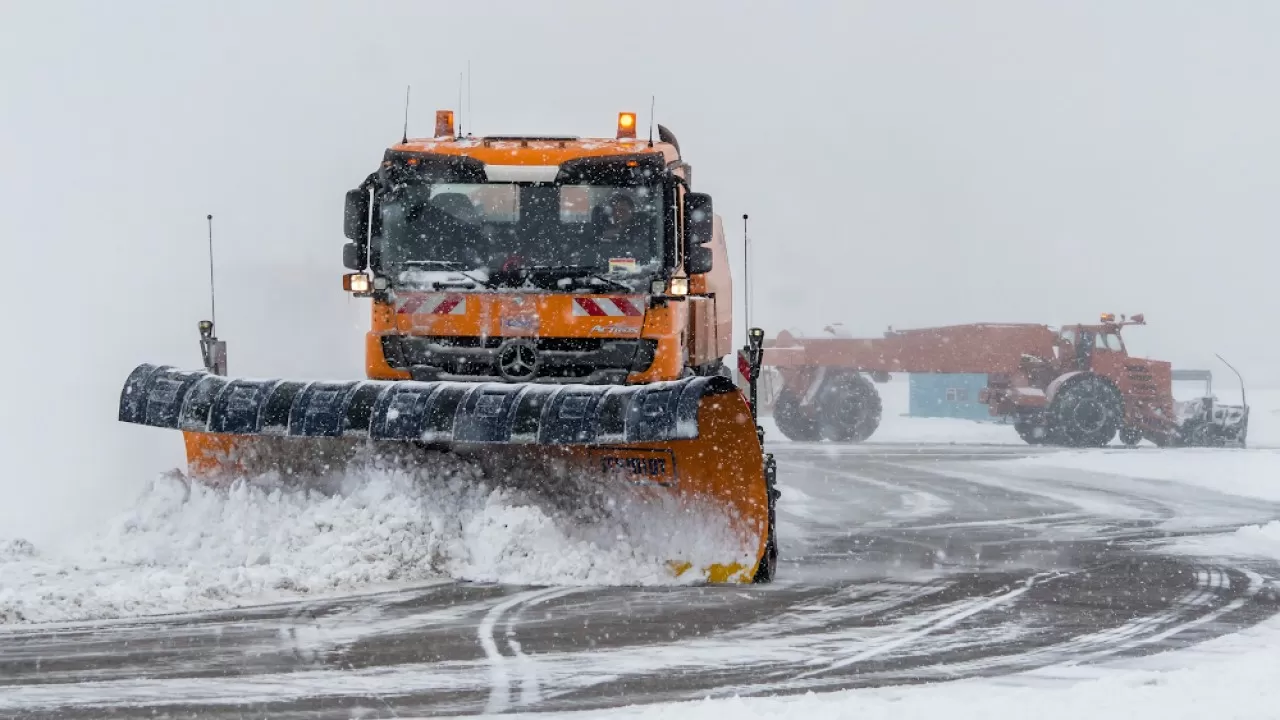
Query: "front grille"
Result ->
[[381, 335, 656, 384]]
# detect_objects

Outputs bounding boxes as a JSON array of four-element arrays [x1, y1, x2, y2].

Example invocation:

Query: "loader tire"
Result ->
[[816, 372, 882, 443], [1047, 374, 1122, 448], [1015, 419, 1049, 445], [1119, 426, 1142, 447], [773, 389, 821, 441]]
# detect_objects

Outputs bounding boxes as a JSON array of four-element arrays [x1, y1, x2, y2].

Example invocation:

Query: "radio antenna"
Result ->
[[648, 95, 655, 147], [467, 60, 473, 136], [457, 71, 464, 137], [206, 214, 217, 328], [743, 214, 751, 334], [401, 85, 411, 143], [199, 214, 227, 375]]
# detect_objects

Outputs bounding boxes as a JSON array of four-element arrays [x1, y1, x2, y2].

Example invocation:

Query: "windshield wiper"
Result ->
[[527, 265, 636, 293], [400, 260, 495, 289]]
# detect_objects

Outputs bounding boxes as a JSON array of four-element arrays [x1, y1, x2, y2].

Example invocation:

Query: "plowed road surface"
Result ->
[[4, 444, 1279, 718]]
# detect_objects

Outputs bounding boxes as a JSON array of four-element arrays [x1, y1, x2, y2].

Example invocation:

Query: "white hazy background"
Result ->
[[2, 1, 1278, 543]]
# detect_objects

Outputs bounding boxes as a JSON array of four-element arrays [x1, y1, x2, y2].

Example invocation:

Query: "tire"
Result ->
[[1047, 374, 1122, 447], [773, 389, 821, 441], [1015, 418, 1049, 445], [1119, 426, 1142, 447], [815, 372, 882, 442], [752, 454, 780, 584]]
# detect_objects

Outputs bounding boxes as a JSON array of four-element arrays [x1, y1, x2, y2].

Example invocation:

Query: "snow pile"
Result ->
[[1174, 519, 1280, 566], [0, 460, 752, 625]]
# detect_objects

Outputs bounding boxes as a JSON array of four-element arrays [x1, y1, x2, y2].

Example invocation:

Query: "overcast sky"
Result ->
[[3, 1, 1278, 541]]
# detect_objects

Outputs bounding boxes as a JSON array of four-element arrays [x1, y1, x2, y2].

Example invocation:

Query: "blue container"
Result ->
[[908, 373, 993, 421]]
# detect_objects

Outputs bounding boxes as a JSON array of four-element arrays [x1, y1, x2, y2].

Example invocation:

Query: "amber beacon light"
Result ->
[[617, 111, 637, 139]]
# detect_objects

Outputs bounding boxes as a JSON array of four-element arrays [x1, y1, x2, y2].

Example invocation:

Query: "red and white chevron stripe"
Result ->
[[572, 296, 644, 317], [395, 293, 467, 315]]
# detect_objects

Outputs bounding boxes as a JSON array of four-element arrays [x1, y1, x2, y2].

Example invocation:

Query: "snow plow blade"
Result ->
[[118, 363, 772, 584]]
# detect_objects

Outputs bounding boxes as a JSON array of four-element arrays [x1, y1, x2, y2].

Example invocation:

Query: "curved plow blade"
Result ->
[[118, 364, 771, 584]]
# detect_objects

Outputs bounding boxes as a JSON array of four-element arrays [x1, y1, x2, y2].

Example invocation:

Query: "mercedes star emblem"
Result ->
[[497, 340, 539, 381]]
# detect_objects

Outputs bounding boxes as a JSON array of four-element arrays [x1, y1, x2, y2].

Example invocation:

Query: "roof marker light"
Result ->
[[435, 110, 455, 138]]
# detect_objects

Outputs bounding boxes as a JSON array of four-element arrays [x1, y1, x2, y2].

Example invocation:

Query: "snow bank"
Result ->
[[1006, 448, 1280, 502], [0, 460, 751, 625]]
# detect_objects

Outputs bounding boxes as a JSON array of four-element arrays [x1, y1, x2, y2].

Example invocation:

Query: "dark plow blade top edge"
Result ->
[[118, 364, 739, 445]]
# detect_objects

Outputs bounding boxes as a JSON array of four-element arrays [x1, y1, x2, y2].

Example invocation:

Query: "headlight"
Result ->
[[650, 279, 666, 294], [344, 272, 371, 294], [372, 276, 389, 290], [669, 277, 689, 296]]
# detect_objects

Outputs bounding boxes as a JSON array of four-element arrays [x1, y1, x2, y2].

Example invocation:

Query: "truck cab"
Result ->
[[340, 112, 733, 385]]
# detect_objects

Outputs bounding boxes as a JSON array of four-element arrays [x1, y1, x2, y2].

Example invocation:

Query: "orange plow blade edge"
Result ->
[[119, 364, 776, 584]]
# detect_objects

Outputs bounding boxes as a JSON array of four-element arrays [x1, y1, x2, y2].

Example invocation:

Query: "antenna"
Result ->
[[206, 214, 216, 328], [648, 95, 655, 147], [457, 71, 464, 137], [743, 214, 751, 336], [467, 60, 473, 136], [200, 214, 227, 375], [401, 85, 411, 143]]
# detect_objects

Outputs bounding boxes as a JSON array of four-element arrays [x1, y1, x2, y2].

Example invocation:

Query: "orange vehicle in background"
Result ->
[[118, 111, 779, 584], [762, 314, 1249, 448]]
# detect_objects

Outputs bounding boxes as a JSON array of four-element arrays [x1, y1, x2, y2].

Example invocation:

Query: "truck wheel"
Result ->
[[1119, 426, 1142, 447], [1015, 419, 1049, 445], [816, 372, 882, 442], [773, 389, 821, 441], [752, 453, 780, 584], [1047, 375, 1122, 447]]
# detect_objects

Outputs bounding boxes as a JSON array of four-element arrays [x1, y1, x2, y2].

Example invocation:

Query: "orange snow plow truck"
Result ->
[[762, 314, 1248, 448], [117, 111, 779, 583]]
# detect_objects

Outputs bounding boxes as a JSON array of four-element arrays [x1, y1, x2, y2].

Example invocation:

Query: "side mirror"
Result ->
[[684, 192, 714, 246], [342, 241, 366, 271], [344, 188, 369, 242], [685, 244, 713, 275]]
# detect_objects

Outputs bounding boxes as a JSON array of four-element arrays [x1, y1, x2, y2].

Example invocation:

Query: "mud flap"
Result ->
[[118, 364, 772, 584]]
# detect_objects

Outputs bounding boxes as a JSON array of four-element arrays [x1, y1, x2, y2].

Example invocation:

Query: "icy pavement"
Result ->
[[503, 613, 1280, 720], [4, 441, 1280, 718]]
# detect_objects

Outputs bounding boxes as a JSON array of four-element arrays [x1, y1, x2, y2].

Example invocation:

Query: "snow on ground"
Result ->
[[0, 460, 751, 625], [492, 408, 1280, 720], [1008, 445, 1280, 565], [490, 613, 1280, 720], [1007, 448, 1280, 502]]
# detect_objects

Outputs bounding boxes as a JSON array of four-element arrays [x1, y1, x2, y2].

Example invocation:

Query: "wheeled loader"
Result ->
[[118, 111, 780, 583], [762, 314, 1248, 448]]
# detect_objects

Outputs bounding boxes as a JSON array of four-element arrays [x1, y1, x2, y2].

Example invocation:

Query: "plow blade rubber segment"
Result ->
[[118, 364, 770, 584]]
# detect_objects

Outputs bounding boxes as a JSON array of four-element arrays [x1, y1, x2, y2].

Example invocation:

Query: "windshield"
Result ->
[[375, 181, 665, 287]]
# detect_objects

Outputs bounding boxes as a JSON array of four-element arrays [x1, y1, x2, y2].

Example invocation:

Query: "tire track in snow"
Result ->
[[478, 587, 569, 714]]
